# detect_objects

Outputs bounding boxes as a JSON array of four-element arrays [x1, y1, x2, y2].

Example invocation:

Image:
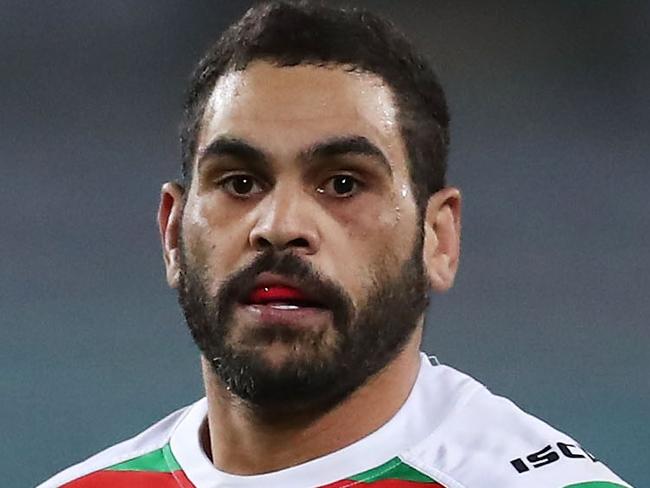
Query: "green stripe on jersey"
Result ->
[[108, 444, 182, 472], [350, 457, 436, 483], [563, 482, 629, 488]]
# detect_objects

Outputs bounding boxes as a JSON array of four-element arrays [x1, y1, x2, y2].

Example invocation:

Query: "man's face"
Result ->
[[176, 62, 429, 410]]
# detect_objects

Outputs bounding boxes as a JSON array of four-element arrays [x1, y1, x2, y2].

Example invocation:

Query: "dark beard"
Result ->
[[177, 238, 429, 415]]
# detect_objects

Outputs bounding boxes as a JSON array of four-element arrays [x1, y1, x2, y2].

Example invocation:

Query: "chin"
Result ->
[[253, 342, 315, 370], [208, 335, 351, 410], [242, 335, 340, 371]]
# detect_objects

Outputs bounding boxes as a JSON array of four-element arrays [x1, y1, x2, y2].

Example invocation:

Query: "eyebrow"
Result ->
[[198, 136, 268, 167], [197, 134, 392, 176], [302, 135, 392, 176]]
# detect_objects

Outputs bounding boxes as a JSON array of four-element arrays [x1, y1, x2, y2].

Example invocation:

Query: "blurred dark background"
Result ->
[[1, 1, 647, 486]]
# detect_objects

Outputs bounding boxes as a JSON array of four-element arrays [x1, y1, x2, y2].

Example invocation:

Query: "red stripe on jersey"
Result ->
[[322, 480, 445, 487], [62, 469, 195, 487]]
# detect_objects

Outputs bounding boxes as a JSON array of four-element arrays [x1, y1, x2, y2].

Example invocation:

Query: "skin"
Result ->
[[158, 61, 461, 475]]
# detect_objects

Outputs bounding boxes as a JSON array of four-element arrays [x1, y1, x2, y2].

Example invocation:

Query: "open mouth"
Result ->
[[245, 285, 325, 310]]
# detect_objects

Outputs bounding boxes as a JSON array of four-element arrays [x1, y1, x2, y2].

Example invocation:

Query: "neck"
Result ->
[[200, 328, 423, 475]]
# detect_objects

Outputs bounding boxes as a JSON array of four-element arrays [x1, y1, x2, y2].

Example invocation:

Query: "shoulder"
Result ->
[[400, 365, 632, 488], [36, 401, 196, 488]]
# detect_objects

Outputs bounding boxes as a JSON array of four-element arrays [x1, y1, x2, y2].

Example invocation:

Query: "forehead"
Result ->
[[198, 61, 404, 163]]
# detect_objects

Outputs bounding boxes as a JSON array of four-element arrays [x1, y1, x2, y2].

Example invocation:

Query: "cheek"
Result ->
[[333, 191, 401, 235], [344, 191, 416, 251], [182, 200, 249, 294], [327, 194, 418, 296]]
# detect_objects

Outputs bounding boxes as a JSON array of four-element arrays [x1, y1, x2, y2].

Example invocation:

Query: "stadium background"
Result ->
[[1, 1, 647, 486]]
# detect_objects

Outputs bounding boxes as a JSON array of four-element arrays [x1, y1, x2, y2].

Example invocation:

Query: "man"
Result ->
[[39, 2, 631, 487]]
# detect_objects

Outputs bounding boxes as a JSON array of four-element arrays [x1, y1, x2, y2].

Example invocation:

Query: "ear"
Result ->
[[158, 181, 185, 288], [423, 187, 462, 292]]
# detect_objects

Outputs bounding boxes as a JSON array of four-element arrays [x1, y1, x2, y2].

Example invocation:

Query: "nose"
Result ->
[[249, 188, 320, 254]]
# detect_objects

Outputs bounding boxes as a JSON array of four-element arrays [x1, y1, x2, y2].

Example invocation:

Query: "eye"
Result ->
[[219, 174, 264, 197], [317, 175, 362, 198]]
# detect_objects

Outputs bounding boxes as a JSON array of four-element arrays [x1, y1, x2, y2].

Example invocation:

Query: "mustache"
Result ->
[[216, 250, 354, 327]]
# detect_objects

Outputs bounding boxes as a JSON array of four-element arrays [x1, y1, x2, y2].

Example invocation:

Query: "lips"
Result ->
[[237, 274, 333, 327], [245, 276, 325, 309], [248, 285, 324, 308]]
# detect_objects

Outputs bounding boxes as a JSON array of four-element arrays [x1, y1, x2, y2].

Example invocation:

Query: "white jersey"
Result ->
[[38, 355, 632, 487]]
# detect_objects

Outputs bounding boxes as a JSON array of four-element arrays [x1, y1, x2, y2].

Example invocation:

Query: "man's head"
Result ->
[[158, 1, 461, 413]]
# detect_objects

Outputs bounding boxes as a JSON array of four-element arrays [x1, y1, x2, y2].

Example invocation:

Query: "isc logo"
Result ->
[[510, 442, 598, 474]]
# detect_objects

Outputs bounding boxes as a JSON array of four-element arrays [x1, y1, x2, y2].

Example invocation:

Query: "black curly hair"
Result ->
[[180, 0, 450, 209]]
